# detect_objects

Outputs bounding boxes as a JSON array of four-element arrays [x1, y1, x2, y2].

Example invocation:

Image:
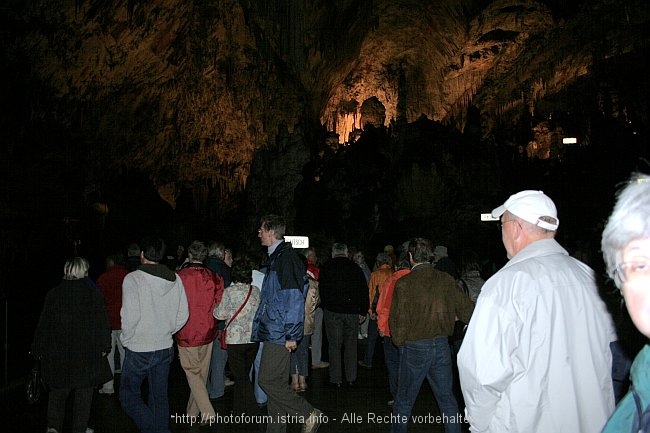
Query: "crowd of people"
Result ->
[[31, 172, 650, 433]]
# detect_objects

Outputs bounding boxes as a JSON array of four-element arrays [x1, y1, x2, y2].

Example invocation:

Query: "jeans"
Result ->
[[120, 346, 174, 433], [363, 318, 379, 367], [102, 329, 125, 392], [291, 335, 310, 376], [251, 342, 268, 405], [47, 386, 94, 433], [310, 307, 324, 365], [323, 309, 358, 384], [207, 333, 228, 399], [391, 337, 461, 433], [383, 336, 400, 399]]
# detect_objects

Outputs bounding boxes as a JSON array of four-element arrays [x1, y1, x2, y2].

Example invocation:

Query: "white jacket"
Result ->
[[458, 239, 616, 433], [121, 265, 189, 352]]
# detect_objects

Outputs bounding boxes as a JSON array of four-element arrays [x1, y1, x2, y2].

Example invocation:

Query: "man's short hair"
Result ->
[[408, 237, 433, 264], [207, 241, 225, 259], [332, 243, 348, 258], [376, 252, 392, 266], [63, 257, 90, 280], [306, 247, 317, 261], [106, 252, 125, 268], [187, 240, 208, 262], [140, 236, 166, 263], [127, 242, 140, 257], [260, 214, 286, 239]]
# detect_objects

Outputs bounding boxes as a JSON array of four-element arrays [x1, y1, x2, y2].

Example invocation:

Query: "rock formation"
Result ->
[[0, 0, 648, 258]]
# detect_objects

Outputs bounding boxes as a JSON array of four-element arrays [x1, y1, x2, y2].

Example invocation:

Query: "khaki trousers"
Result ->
[[178, 342, 216, 419]]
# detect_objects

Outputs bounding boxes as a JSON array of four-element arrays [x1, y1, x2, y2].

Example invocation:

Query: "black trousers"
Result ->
[[47, 386, 94, 433], [228, 342, 260, 416]]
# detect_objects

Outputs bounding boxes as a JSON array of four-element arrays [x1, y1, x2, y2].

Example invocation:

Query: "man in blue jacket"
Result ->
[[251, 214, 322, 433]]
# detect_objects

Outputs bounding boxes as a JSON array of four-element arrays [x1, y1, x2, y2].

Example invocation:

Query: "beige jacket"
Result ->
[[303, 278, 320, 336]]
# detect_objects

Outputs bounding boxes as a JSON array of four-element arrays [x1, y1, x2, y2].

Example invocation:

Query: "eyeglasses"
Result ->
[[614, 261, 650, 284], [499, 220, 516, 230]]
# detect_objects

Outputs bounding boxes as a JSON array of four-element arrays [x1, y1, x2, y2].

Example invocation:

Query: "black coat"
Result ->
[[318, 256, 368, 315], [32, 279, 112, 389]]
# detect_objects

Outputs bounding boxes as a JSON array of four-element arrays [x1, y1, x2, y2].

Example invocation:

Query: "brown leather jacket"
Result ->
[[389, 263, 473, 346]]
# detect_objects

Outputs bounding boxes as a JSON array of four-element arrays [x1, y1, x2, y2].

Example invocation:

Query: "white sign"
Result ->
[[480, 213, 499, 221], [284, 236, 309, 248]]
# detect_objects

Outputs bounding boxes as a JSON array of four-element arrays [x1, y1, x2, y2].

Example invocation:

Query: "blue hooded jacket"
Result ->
[[251, 241, 307, 344]]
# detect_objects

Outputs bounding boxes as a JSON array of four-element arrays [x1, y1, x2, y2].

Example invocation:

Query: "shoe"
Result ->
[[358, 360, 371, 369], [114, 369, 121, 373], [224, 378, 235, 386], [346, 381, 356, 387], [291, 382, 301, 392], [46, 429, 59, 433], [387, 400, 394, 406], [298, 382, 308, 392], [311, 361, 329, 369], [326, 381, 342, 389], [86, 429, 95, 433], [302, 408, 322, 433], [98, 388, 114, 395]]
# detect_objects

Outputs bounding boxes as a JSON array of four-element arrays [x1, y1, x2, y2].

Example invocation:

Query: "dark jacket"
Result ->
[[32, 279, 112, 388], [251, 241, 307, 344], [318, 256, 368, 315], [389, 263, 473, 346], [205, 255, 232, 287]]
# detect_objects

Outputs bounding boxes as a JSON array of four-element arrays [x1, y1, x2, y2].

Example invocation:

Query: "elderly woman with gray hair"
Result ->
[[32, 257, 112, 433], [601, 173, 650, 433]]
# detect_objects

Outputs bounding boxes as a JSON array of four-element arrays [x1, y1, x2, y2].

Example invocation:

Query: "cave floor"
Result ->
[[2, 339, 460, 432]]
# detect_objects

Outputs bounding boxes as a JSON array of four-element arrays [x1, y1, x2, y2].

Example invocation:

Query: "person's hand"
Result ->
[[285, 341, 297, 352]]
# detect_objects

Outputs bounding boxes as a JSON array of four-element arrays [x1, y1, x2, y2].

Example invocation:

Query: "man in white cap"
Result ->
[[458, 190, 617, 433]]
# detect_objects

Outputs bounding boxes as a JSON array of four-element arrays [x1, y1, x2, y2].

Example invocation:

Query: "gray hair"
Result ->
[[375, 252, 392, 266], [208, 241, 225, 259], [63, 257, 90, 280], [602, 173, 650, 287], [187, 240, 209, 262], [332, 243, 348, 258], [511, 214, 556, 236]]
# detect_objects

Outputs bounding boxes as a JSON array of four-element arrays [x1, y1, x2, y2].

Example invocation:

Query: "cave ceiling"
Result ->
[[1, 0, 649, 214]]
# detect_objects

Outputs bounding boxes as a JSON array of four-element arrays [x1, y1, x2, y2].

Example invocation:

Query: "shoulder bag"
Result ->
[[221, 285, 253, 350]]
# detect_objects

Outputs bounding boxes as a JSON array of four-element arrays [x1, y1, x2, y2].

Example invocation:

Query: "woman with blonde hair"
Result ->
[[32, 257, 112, 433]]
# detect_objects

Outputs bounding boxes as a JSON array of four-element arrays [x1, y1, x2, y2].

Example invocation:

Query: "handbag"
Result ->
[[221, 285, 253, 350], [26, 357, 44, 404]]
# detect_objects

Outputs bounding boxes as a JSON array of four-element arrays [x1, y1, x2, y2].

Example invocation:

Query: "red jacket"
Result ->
[[376, 268, 410, 337], [175, 263, 224, 347], [97, 264, 129, 330]]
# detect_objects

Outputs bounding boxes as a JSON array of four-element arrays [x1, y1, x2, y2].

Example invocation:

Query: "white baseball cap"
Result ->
[[492, 190, 559, 231]]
